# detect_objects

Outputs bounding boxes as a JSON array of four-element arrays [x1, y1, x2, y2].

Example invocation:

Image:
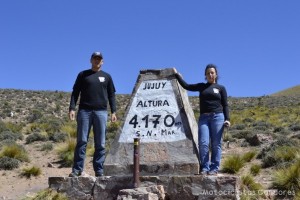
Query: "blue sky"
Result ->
[[0, 1, 299, 97]]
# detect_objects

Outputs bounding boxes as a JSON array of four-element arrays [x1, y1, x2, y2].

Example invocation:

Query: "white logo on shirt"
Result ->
[[99, 77, 105, 82], [213, 88, 219, 94]]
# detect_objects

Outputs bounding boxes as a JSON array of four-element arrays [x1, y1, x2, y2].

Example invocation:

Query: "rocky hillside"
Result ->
[[0, 87, 300, 199]]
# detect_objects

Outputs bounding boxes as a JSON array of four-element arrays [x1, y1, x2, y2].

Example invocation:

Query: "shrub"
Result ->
[[0, 130, 23, 141], [231, 124, 246, 130], [106, 121, 121, 151], [27, 109, 43, 123], [0, 139, 16, 150], [258, 137, 299, 168], [243, 118, 254, 124], [26, 132, 48, 144], [49, 132, 68, 143], [242, 151, 256, 162], [240, 175, 265, 199], [250, 164, 261, 176], [5, 122, 24, 133], [241, 174, 264, 191], [231, 130, 252, 139], [40, 142, 53, 152], [0, 156, 19, 170], [57, 138, 76, 167], [21, 166, 42, 178], [253, 120, 271, 129], [61, 122, 77, 138], [289, 124, 300, 132], [0, 144, 29, 162], [106, 121, 121, 133], [43, 118, 64, 135], [274, 146, 300, 163], [273, 159, 300, 198], [0, 120, 8, 132], [222, 154, 245, 174], [23, 188, 68, 200], [273, 126, 285, 133], [222, 131, 235, 142]]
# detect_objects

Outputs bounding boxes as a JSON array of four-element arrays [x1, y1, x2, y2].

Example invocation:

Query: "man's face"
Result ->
[[91, 56, 103, 68]]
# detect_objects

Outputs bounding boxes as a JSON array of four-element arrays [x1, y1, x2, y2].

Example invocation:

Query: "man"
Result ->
[[69, 51, 117, 177]]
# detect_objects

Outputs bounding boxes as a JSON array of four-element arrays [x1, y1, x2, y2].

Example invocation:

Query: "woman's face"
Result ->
[[205, 67, 217, 83]]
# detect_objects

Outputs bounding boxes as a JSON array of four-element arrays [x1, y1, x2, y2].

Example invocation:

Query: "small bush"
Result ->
[[273, 159, 300, 198], [26, 132, 48, 144], [243, 118, 254, 124], [0, 144, 29, 162], [240, 175, 265, 199], [61, 122, 77, 138], [253, 120, 271, 129], [273, 126, 285, 133], [0, 120, 8, 133], [289, 124, 300, 132], [43, 118, 64, 135], [0, 156, 19, 170], [222, 132, 235, 142], [242, 151, 257, 162], [0, 139, 16, 150], [49, 132, 68, 143], [23, 188, 68, 200], [274, 146, 299, 163], [106, 121, 120, 133], [5, 122, 24, 133], [250, 164, 261, 176], [0, 130, 23, 141], [21, 166, 42, 178], [27, 109, 43, 123], [40, 142, 53, 152], [241, 174, 264, 191], [231, 130, 252, 139], [222, 154, 245, 174], [232, 124, 246, 130], [57, 138, 76, 167], [258, 137, 299, 168]]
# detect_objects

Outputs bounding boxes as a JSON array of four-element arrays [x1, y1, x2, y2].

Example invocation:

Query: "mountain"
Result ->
[[271, 85, 300, 96]]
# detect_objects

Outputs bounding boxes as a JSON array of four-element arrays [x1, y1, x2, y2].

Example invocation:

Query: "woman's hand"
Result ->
[[111, 113, 117, 122], [224, 120, 231, 127]]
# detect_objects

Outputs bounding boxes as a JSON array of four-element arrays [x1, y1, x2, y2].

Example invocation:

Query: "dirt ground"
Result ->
[[0, 141, 95, 200], [0, 140, 273, 200]]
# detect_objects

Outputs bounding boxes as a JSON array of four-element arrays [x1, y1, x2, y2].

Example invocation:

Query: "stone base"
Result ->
[[48, 174, 240, 200]]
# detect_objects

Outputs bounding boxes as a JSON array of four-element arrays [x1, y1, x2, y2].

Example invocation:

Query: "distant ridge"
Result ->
[[271, 85, 300, 96]]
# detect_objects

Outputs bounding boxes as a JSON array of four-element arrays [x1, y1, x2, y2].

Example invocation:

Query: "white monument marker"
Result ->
[[119, 80, 186, 143]]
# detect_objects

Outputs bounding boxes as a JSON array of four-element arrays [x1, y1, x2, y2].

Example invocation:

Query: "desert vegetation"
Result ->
[[0, 88, 300, 199]]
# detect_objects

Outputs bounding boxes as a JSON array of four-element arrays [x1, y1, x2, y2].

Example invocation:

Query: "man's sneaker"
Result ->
[[208, 171, 218, 176], [200, 171, 208, 175], [69, 171, 81, 177], [95, 172, 104, 177]]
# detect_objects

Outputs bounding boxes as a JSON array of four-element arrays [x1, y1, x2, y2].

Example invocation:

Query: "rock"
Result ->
[[49, 175, 240, 200]]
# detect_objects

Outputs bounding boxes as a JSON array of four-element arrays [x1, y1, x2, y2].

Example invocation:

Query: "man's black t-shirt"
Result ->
[[69, 69, 116, 113]]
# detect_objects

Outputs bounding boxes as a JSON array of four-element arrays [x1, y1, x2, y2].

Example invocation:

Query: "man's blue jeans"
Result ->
[[198, 112, 224, 172], [72, 109, 108, 174]]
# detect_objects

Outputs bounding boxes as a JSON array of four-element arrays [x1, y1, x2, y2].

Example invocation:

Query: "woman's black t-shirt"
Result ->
[[175, 73, 229, 121]]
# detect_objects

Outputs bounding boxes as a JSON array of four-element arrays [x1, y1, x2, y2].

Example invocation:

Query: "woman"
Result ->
[[174, 64, 230, 175]]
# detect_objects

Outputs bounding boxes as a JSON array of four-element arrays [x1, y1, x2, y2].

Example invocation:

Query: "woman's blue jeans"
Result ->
[[72, 109, 108, 174], [198, 112, 224, 172]]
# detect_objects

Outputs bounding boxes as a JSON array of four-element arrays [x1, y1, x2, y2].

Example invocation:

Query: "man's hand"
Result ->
[[111, 113, 117, 122], [69, 110, 76, 121]]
